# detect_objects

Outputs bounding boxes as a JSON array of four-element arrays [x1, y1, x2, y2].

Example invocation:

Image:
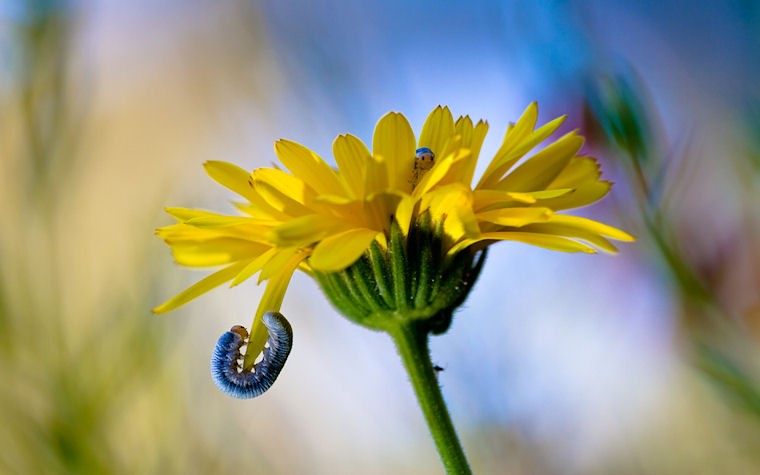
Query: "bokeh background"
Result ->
[[2, 0, 760, 473]]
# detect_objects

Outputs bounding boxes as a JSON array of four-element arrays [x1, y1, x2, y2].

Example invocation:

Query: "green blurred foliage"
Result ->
[[742, 101, 760, 176], [697, 345, 760, 423], [586, 73, 653, 165], [586, 67, 760, 441], [0, 2, 245, 472]]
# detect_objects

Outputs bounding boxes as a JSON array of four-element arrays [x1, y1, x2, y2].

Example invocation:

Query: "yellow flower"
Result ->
[[155, 103, 634, 368]]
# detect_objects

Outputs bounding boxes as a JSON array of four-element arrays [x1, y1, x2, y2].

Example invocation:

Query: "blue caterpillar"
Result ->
[[211, 311, 293, 399]]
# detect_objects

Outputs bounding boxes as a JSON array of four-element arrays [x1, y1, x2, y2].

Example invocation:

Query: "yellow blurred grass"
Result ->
[[0, 2, 289, 472]]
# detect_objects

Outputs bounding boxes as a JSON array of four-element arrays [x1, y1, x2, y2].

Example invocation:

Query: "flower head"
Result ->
[[155, 103, 634, 373]]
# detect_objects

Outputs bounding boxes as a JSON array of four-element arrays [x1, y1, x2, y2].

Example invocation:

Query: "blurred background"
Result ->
[[1, 0, 759, 473]]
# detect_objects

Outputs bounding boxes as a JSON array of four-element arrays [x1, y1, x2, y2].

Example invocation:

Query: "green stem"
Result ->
[[388, 321, 472, 474]]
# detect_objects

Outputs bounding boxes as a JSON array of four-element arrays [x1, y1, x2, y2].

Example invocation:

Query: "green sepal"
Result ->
[[428, 248, 487, 335], [338, 270, 372, 315], [315, 270, 367, 325], [390, 220, 410, 311], [413, 238, 434, 309], [349, 255, 389, 311], [315, 215, 487, 335], [427, 219, 446, 301], [369, 240, 394, 309]]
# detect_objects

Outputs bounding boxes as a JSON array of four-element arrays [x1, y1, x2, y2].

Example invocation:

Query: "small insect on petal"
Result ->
[[411, 147, 436, 186], [415, 147, 435, 168], [211, 311, 293, 399]]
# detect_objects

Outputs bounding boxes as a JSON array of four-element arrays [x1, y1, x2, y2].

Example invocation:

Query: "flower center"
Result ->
[[410, 147, 435, 187]]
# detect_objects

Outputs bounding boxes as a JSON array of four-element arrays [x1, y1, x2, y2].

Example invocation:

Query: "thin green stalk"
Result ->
[[388, 321, 472, 474]]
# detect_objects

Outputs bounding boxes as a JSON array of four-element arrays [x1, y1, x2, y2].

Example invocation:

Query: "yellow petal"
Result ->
[[363, 191, 404, 232], [253, 168, 317, 205], [420, 184, 479, 242], [157, 222, 269, 244], [454, 116, 474, 150], [478, 103, 538, 186], [152, 260, 251, 314], [373, 112, 416, 193], [253, 179, 312, 217], [310, 197, 368, 227], [474, 190, 519, 210], [494, 131, 584, 192], [479, 231, 597, 253], [364, 154, 389, 195], [477, 207, 553, 227], [312, 194, 354, 205], [233, 191, 292, 222], [333, 133, 370, 198], [539, 156, 612, 210], [471, 120, 489, 156], [165, 207, 221, 222], [473, 189, 574, 212], [230, 248, 277, 287], [309, 228, 379, 271], [540, 182, 612, 211], [413, 141, 470, 198], [519, 223, 617, 252], [508, 115, 566, 162], [203, 161, 258, 201], [477, 107, 566, 189], [156, 222, 218, 240], [267, 214, 345, 246], [446, 238, 478, 256], [419, 106, 455, 161], [456, 116, 489, 185], [395, 193, 415, 236], [244, 250, 309, 370], [443, 206, 479, 244], [547, 215, 636, 241], [185, 215, 263, 228], [550, 155, 602, 187], [510, 189, 574, 200], [171, 238, 269, 267], [259, 247, 300, 283], [430, 147, 474, 191], [420, 183, 466, 215], [168, 218, 273, 246], [274, 139, 347, 196], [504, 102, 539, 149]]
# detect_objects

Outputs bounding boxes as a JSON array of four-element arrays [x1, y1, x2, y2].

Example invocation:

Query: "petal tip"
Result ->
[[203, 160, 225, 170]]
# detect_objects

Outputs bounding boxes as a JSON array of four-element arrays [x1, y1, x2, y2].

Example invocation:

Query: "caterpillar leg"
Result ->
[[210, 311, 293, 399]]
